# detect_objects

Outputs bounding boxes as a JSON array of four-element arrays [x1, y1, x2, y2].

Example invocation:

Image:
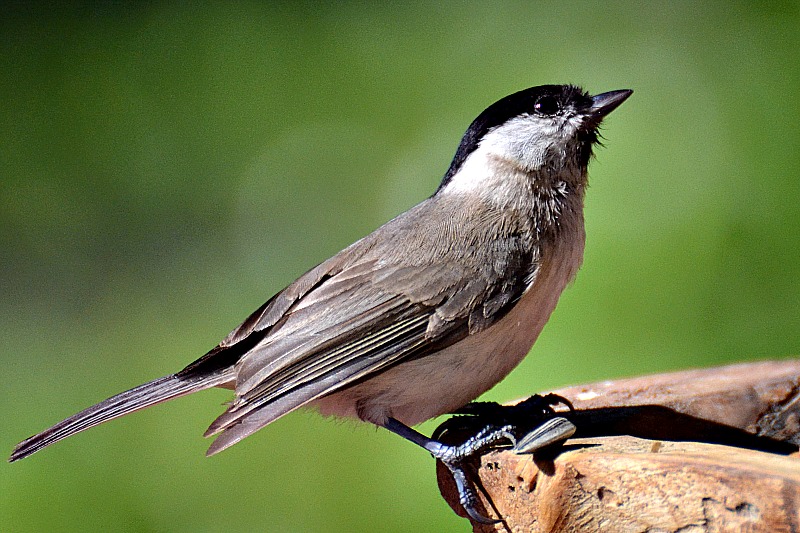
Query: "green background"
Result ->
[[3, 2, 798, 532]]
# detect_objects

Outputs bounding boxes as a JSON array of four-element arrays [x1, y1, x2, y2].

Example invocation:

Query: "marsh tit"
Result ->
[[11, 84, 632, 522]]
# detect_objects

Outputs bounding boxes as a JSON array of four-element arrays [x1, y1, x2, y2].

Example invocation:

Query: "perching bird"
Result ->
[[10, 84, 631, 522]]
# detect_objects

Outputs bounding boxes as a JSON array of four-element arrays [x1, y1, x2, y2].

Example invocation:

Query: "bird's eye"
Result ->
[[534, 95, 560, 116]]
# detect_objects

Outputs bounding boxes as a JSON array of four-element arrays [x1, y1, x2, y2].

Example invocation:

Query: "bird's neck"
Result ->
[[440, 150, 587, 238]]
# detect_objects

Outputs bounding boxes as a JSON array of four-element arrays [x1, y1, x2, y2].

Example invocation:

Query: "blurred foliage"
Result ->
[[2, 2, 799, 532]]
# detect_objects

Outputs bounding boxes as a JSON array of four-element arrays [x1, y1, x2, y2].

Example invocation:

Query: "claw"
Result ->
[[535, 392, 575, 412], [445, 460, 500, 524]]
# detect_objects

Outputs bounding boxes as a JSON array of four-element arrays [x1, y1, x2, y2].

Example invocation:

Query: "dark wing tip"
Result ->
[[9, 436, 39, 462]]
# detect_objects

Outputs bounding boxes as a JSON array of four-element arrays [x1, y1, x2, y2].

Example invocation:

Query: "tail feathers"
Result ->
[[9, 373, 227, 462]]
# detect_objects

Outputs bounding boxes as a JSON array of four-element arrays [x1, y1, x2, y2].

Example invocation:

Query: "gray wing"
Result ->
[[201, 198, 539, 454]]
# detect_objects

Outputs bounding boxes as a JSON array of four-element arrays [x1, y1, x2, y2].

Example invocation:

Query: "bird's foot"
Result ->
[[429, 402, 576, 523], [429, 423, 518, 524], [450, 392, 574, 421], [384, 395, 576, 524]]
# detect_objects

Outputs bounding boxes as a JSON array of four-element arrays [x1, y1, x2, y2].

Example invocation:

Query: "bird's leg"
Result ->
[[383, 418, 509, 524], [383, 406, 575, 524]]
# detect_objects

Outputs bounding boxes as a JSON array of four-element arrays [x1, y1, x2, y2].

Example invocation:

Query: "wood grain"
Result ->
[[436, 358, 800, 532]]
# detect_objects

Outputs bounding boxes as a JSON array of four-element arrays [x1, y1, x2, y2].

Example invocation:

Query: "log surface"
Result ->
[[436, 358, 800, 532]]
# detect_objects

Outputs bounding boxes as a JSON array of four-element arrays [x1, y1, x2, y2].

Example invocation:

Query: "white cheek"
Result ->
[[439, 114, 584, 196]]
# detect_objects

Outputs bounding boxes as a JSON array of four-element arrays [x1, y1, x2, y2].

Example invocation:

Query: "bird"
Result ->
[[10, 84, 631, 522]]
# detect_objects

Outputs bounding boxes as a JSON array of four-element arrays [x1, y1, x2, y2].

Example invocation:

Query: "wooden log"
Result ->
[[436, 359, 800, 531]]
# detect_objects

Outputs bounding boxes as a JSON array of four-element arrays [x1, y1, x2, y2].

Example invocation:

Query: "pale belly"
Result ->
[[314, 233, 584, 427]]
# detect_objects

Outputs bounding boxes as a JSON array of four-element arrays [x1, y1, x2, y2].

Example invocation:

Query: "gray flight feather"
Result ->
[[202, 194, 539, 454]]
